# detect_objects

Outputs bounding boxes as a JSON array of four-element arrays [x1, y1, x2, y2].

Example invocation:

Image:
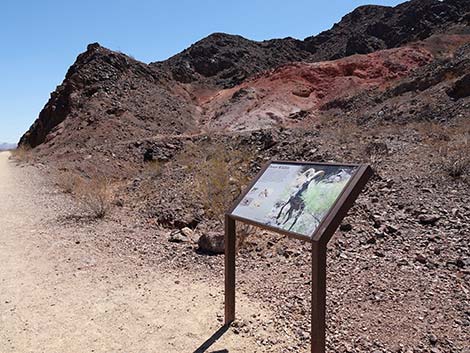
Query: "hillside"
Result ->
[[13, 0, 470, 352], [19, 0, 469, 151]]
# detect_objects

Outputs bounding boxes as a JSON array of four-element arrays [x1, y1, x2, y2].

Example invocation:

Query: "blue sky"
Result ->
[[0, 0, 403, 143]]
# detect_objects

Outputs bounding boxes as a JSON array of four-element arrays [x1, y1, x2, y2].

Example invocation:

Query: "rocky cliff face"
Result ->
[[154, 33, 311, 87], [156, 0, 470, 87], [304, 0, 470, 60], [19, 0, 470, 150], [19, 43, 197, 148]]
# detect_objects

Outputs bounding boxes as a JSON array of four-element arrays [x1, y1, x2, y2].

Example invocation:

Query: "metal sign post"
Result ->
[[224, 214, 236, 324], [224, 160, 373, 353]]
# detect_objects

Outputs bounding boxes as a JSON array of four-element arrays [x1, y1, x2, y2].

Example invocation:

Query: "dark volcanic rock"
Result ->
[[198, 231, 224, 254], [154, 33, 311, 88], [448, 73, 470, 99], [19, 0, 470, 150], [19, 43, 197, 149], [155, 0, 470, 88], [304, 0, 470, 61]]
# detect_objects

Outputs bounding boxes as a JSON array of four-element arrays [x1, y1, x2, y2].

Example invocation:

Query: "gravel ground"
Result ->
[[0, 151, 289, 353]]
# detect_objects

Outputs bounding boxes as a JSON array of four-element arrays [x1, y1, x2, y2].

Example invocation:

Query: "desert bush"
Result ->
[[176, 139, 255, 247], [177, 140, 251, 222], [364, 140, 389, 164], [438, 139, 470, 180], [74, 174, 113, 218], [143, 159, 167, 178], [426, 119, 470, 181], [413, 120, 450, 143], [10, 145, 31, 162], [56, 171, 83, 194]]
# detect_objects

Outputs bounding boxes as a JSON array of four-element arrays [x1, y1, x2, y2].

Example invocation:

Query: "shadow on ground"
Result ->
[[193, 325, 230, 353]]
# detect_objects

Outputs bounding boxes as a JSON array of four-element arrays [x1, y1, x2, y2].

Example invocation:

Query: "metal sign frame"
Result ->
[[224, 160, 373, 353]]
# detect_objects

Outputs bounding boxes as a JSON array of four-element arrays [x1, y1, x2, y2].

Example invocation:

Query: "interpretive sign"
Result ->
[[231, 162, 358, 239], [224, 160, 373, 353]]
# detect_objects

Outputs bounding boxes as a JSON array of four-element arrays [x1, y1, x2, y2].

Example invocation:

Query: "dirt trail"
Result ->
[[0, 151, 283, 353]]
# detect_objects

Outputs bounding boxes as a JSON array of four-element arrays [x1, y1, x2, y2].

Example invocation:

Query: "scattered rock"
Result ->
[[418, 214, 440, 225], [143, 148, 154, 162], [198, 231, 224, 254], [385, 224, 398, 234], [180, 227, 198, 243], [429, 333, 438, 345], [415, 253, 427, 264], [456, 257, 468, 269]]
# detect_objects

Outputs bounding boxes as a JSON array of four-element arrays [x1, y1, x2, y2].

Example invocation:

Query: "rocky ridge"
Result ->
[[14, 0, 470, 352], [19, 0, 470, 150]]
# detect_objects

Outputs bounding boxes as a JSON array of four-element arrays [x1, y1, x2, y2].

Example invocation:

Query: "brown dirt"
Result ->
[[0, 151, 288, 353]]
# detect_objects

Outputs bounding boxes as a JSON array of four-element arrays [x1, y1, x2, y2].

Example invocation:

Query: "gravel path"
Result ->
[[0, 151, 284, 353]]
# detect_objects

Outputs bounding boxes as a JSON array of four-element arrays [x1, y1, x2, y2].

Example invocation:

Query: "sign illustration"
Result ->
[[231, 162, 357, 238]]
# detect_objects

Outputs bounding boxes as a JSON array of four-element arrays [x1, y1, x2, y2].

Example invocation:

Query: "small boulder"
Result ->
[[415, 253, 427, 264], [418, 214, 440, 225], [198, 231, 224, 254], [143, 148, 154, 162]]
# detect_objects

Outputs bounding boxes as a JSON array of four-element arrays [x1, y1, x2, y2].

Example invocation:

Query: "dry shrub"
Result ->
[[10, 145, 32, 162], [318, 116, 361, 144], [176, 139, 255, 247], [143, 159, 167, 178], [413, 120, 450, 143], [423, 119, 470, 181], [364, 140, 389, 164], [56, 171, 83, 194], [74, 175, 113, 218], [437, 138, 470, 180]]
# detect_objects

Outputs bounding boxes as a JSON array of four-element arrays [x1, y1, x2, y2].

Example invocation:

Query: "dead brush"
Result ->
[[176, 139, 256, 247], [143, 159, 167, 178], [438, 139, 470, 180], [413, 120, 451, 143], [10, 145, 32, 162], [73, 174, 114, 218], [418, 119, 470, 181], [56, 170, 83, 194]]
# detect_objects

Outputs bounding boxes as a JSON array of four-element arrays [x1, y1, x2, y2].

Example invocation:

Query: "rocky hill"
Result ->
[[304, 0, 470, 60], [14, 1, 470, 352], [156, 0, 470, 87], [19, 0, 469, 151]]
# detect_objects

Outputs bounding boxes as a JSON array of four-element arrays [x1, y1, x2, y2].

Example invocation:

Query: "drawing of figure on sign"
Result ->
[[275, 168, 325, 230]]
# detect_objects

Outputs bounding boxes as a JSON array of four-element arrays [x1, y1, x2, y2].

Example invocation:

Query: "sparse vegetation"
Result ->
[[176, 138, 255, 247], [438, 139, 470, 180], [73, 174, 114, 219], [56, 170, 83, 194], [417, 119, 470, 181], [143, 159, 167, 179], [10, 145, 32, 162]]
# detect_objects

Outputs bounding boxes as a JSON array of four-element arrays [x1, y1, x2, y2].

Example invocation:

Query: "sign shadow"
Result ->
[[192, 324, 230, 353]]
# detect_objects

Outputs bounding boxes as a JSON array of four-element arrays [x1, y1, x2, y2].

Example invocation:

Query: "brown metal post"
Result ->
[[311, 241, 327, 353], [224, 214, 236, 325]]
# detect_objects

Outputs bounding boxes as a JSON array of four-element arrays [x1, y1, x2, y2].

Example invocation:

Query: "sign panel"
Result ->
[[231, 162, 358, 239]]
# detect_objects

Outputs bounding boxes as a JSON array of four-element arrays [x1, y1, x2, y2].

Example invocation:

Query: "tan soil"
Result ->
[[0, 151, 285, 353]]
